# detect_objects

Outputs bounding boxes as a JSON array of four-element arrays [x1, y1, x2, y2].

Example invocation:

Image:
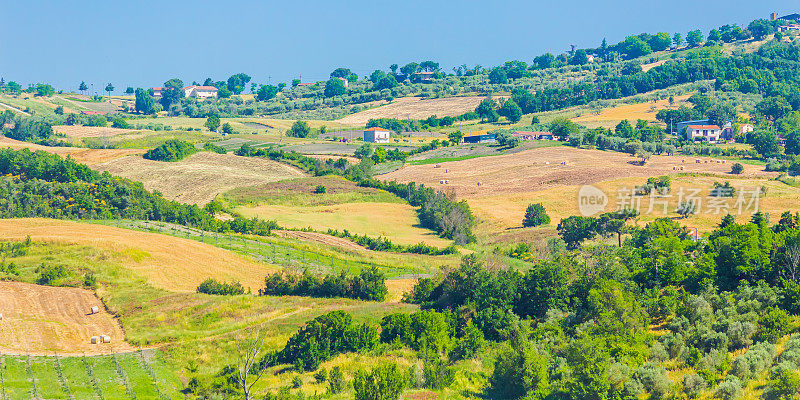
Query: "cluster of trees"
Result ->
[[259, 267, 388, 301], [277, 311, 379, 371], [196, 278, 246, 295], [142, 139, 198, 161], [1, 112, 54, 143], [474, 96, 523, 123], [394, 208, 800, 400], [0, 148, 280, 236]]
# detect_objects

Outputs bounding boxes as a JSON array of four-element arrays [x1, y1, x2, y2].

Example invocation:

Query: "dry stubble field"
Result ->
[[571, 94, 691, 129], [96, 152, 306, 205], [0, 281, 133, 355], [384, 146, 790, 234], [0, 136, 143, 165], [336, 96, 487, 125], [0, 219, 276, 293]]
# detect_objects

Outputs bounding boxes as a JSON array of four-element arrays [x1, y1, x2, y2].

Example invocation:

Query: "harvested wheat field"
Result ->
[[0, 281, 133, 355], [337, 96, 487, 126], [0, 219, 276, 292], [384, 146, 774, 199], [237, 202, 452, 247], [96, 152, 306, 205], [572, 94, 691, 129], [469, 174, 800, 234], [0, 136, 143, 164], [54, 125, 135, 138]]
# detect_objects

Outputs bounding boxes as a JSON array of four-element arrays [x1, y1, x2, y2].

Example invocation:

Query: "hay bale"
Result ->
[[101, 335, 111, 343], [90, 336, 99, 344], [90, 306, 99, 314]]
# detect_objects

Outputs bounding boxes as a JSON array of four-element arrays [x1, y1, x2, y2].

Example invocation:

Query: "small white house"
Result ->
[[184, 85, 218, 99], [686, 124, 722, 142], [363, 127, 391, 143]]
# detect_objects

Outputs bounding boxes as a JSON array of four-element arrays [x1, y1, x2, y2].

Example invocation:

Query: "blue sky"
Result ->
[[0, 0, 796, 93]]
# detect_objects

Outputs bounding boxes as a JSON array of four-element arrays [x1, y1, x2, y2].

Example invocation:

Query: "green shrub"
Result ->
[[203, 142, 227, 154], [329, 366, 345, 394], [143, 139, 198, 162], [36, 264, 69, 285], [313, 185, 326, 194], [314, 368, 327, 383], [261, 267, 387, 301], [731, 162, 744, 174], [756, 307, 794, 343], [279, 311, 378, 371], [523, 203, 550, 227], [196, 278, 245, 295], [353, 364, 405, 400]]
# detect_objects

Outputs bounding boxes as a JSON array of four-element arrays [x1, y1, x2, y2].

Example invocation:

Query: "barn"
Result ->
[[463, 132, 496, 143], [363, 127, 391, 143]]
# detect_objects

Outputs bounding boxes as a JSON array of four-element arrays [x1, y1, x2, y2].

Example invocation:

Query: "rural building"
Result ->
[[513, 131, 557, 140], [463, 132, 496, 143], [740, 124, 754, 135], [778, 13, 800, 21], [81, 111, 106, 116], [677, 119, 733, 139], [413, 71, 435, 82], [686, 124, 722, 142], [183, 85, 218, 99], [151, 87, 165, 97], [363, 127, 391, 143], [778, 24, 800, 33], [586, 55, 596, 63]]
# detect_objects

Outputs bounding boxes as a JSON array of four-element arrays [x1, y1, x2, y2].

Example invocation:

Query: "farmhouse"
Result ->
[[686, 124, 722, 142], [463, 132, 496, 143], [677, 119, 733, 139], [151, 87, 165, 97], [413, 71, 435, 82], [363, 127, 391, 143], [183, 85, 218, 99]]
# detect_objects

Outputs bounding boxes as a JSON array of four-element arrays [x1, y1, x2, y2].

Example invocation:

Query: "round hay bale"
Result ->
[[90, 306, 99, 314], [90, 336, 99, 344], [101, 335, 111, 343]]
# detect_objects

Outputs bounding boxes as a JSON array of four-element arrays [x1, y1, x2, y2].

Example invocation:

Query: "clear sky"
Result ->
[[0, 0, 797, 93]]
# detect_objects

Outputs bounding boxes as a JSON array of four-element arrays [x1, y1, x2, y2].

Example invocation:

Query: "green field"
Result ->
[[0, 352, 182, 400]]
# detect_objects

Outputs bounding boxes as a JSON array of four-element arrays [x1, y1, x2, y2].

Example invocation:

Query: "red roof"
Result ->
[[687, 125, 721, 130], [364, 127, 389, 132], [81, 111, 106, 115]]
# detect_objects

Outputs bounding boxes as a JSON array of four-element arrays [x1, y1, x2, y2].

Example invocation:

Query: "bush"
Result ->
[[522, 203, 550, 227], [764, 369, 800, 400], [279, 311, 378, 371], [313, 185, 326, 194], [683, 373, 708, 399], [314, 368, 327, 383], [731, 163, 744, 174], [487, 338, 548, 400], [449, 322, 486, 361], [143, 140, 198, 161], [260, 267, 387, 301], [381, 311, 454, 355], [196, 278, 245, 295], [715, 376, 742, 400], [756, 307, 794, 343], [353, 364, 405, 400], [329, 366, 345, 394], [36, 264, 69, 285], [203, 142, 227, 154]]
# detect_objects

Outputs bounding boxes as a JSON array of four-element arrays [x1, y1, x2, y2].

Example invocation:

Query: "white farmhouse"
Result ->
[[184, 85, 218, 99]]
